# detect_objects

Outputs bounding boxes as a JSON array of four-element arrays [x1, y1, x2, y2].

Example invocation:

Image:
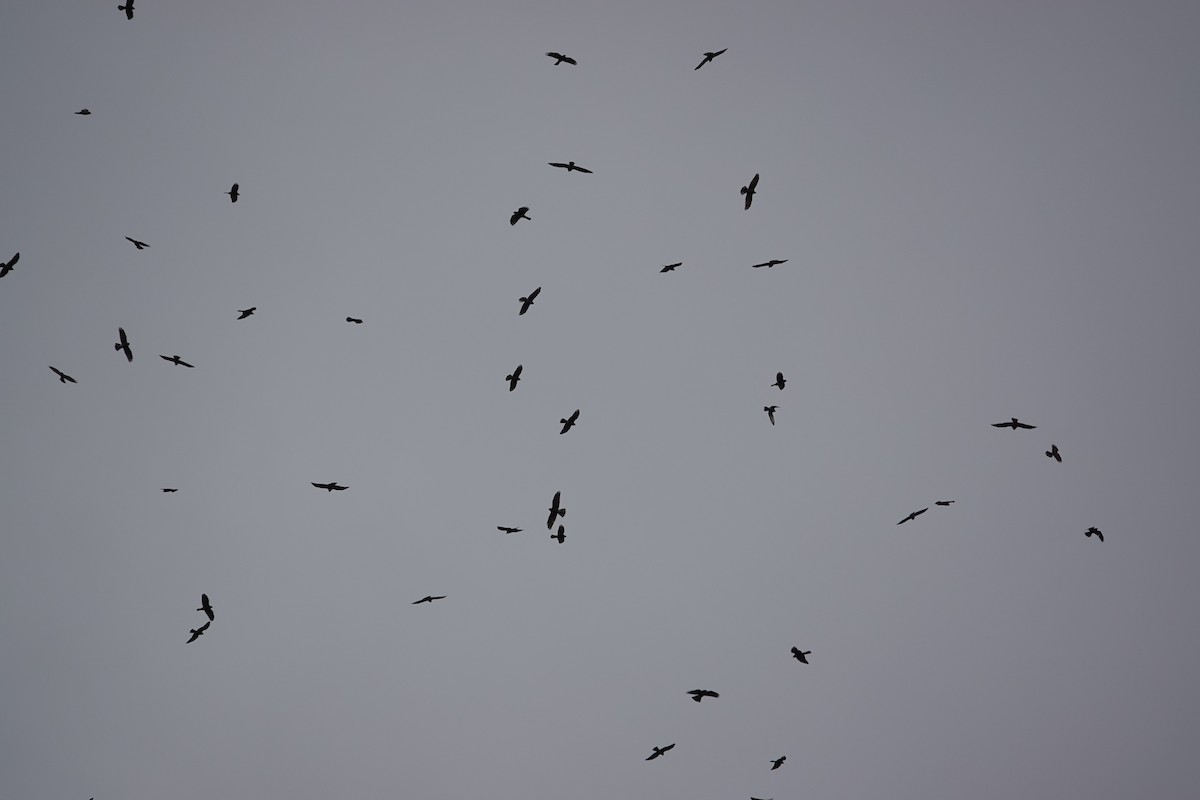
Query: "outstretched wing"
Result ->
[[528, 286, 541, 302]]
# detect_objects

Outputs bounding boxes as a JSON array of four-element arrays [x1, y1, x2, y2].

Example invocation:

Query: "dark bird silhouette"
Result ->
[[552, 525, 565, 543], [237, 307, 256, 319], [226, 183, 239, 203], [660, 262, 681, 273], [688, 689, 719, 702], [186, 620, 210, 643], [546, 52, 577, 65], [412, 595, 446, 604], [645, 743, 676, 761], [772, 372, 786, 390], [510, 206, 531, 225], [751, 797, 774, 800], [75, 109, 91, 115], [125, 237, 148, 250], [49, 366, 77, 384], [311, 481, 348, 492], [559, 409, 580, 434], [1046, 444, 1062, 462], [694, 48, 727, 69], [1, 252, 19, 278], [791, 647, 811, 664], [935, 500, 955, 506], [506, 364, 523, 392], [752, 259, 788, 269], [992, 417, 1036, 429], [114, 327, 133, 362], [519, 286, 542, 315], [162, 488, 177, 493], [497, 526, 522, 534], [549, 161, 593, 173], [119, 1, 134, 21], [764, 405, 777, 425], [770, 756, 787, 770], [346, 317, 363, 324], [897, 508, 928, 525], [197, 594, 214, 622], [159, 354, 195, 368], [1085, 527, 1104, 542], [547, 491, 565, 529], [741, 173, 760, 209]]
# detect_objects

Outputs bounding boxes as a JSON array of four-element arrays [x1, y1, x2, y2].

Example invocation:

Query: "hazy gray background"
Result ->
[[2, 2, 1199, 798]]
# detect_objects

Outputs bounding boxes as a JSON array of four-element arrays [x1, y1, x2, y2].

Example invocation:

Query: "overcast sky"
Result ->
[[2, 2, 1199, 799]]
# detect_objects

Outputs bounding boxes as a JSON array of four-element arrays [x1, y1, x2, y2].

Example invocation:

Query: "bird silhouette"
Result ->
[[186, 620, 210, 643], [547, 491, 565, 529], [559, 409, 580, 434], [119, 1, 134, 21], [497, 526, 522, 534], [551, 525, 565, 543], [548, 161, 592, 173], [49, 366, 77, 384], [897, 508, 928, 524], [196, 594, 214, 622], [645, 743, 676, 761], [1046, 444, 1062, 462], [770, 756, 787, 770], [764, 406, 777, 425], [791, 647, 811, 664], [510, 206, 531, 225], [660, 262, 681, 273], [125, 237, 149, 250], [519, 287, 542, 315], [162, 488, 178, 493], [688, 689, 719, 702], [75, 109, 91, 115], [1085, 527, 1104, 542], [114, 327, 133, 362], [226, 183, 239, 203], [311, 482, 348, 492], [752, 259, 788, 269], [346, 317, 365, 325], [741, 173, 760, 209], [545, 52, 577, 65], [1, 252, 19, 278], [412, 595, 446, 604], [992, 417, 1036, 429], [935, 500, 955, 506], [237, 307, 256, 319], [772, 372, 786, 390], [506, 364, 523, 391], [159, 355, 195, 368], [694, 49, 727, 69]]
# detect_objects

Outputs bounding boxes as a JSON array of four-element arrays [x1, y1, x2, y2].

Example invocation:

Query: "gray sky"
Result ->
[[2, 2, 1199, 799]]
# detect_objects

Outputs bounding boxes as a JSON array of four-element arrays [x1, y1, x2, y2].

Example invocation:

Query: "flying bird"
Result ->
[[186, 620, 210, 643], [75, 109, 91, 115], [772, 372, 786, 390], [506, 364, 523, 391], [741, 173, 760, 209], [645, 743, 676, 761], [125, 237, 149, 250], [751, 259, 788, 269], [992, 417, 1036, 429], [311, 482, 348, 492], [159, 354, 195, 368], [935, 500, 955, 506], [346, 317, 363, 324], [897, 508, 928, 525], [1, 252, 19, 278], [547, 491, 565, 529], [548, 161, 593, 173], [412, 595, 446, 604], [119, 1, 134, 20], [518, 287, 542, 315], [510, 206, 531, 225], [237, 307, 256, 319], [49, 366, 77, 384], [694, 49, 727, 69], [660, 262, 681, 273], [551, 525, 565, 543], [770, 756, 787, 771], [162, 488, 177, 493], [226, 183, 239, 203], [791, 647, 811, 664], [196, 594, 214, 621], [497, 526, 522, 534], [764, 405, 777, 425], [688, 689, 719, 702], [1085, 527, 1104, 542], [545, 52, 577, 65], [1046, 444, 1062, 462], [114, 327, 132, 362], [559, 409, 580, 434]]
